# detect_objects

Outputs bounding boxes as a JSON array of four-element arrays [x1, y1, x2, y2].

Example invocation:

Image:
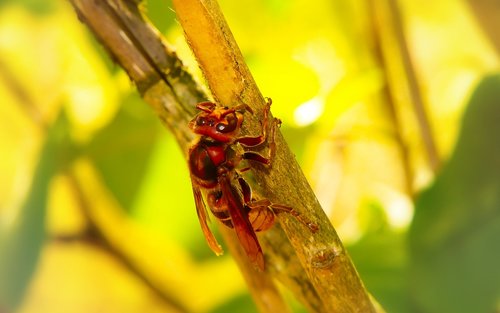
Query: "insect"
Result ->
[[188, 98, 318, 270]]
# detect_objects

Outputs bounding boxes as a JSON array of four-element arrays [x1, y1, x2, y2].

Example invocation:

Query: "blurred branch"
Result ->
[[65, 171, 189, 313], [219, 227, 292, 313], [0, 59, 47, 131], [367, 1, 413, 196], [388, 0, 440, 172], [466, 0, 500, 55], [70, 0, 201, 150], [371, 0, 441, 174]]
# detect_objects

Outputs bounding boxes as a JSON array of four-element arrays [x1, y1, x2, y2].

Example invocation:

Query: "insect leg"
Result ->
[[237, 177, 252, 203], [240, 114, 280, 165], [235, 98, 280, 147], [269, 203, 319, 233], [246, 196, 318, 233], [242, 151, 271, 165]]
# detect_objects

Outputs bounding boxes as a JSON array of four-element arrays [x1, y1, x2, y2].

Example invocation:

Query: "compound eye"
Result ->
[[216, 123, 227, 132], [216, 114, 237, 133], [196, 117, 206, 126]]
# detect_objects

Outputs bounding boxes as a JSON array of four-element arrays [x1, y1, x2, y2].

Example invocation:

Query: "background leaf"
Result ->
[[0, 111, 74, 311], [1, 0, 499, 312], [0, 0, 56, 15], [409, 74, 500, 313], [347, 202, 410, 313], [85, 93, 160, 212]]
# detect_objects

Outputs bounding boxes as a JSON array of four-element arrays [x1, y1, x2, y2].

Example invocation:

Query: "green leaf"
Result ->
[[0, 111, 74, 311], [210, 293, 257, 313], [347, 202, 410, 313], [85, 92, 159, 212], [409, 74, 500, 313], [144, 0, 177, 33], [0, 0, 56, 15]]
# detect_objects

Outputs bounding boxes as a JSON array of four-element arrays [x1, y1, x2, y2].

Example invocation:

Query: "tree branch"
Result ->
[[173, 1, 378, 312], [466, 0, 500, 55], [69, 0, 381, 311], [367, 0, 414, 197], [387, 0, 440, 172]]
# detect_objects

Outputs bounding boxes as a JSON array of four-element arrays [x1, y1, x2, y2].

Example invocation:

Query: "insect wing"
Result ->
[[191, 182, 223, 256], [222, 180, 265, 270]]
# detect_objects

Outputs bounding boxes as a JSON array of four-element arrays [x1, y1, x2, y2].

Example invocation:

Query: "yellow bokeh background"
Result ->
[[0, 0, 499, 312]]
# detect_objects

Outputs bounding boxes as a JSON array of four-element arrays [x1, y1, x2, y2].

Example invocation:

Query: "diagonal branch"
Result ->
[[69, 0, 382, 312], [65, 172, 189, 313], [367, 0, 414, 197], [368, 0, 441, 188], [70, 0, 199, 149], [173, 1, 378, 312], [388, 0, 440, 172]]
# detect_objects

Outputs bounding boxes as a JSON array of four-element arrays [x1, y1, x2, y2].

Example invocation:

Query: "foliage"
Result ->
[[408, 74, 500, 313], [0, 0, 498, 312]]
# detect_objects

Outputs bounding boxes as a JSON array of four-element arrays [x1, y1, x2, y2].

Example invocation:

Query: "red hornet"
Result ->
[[188, 99, 317, 269]]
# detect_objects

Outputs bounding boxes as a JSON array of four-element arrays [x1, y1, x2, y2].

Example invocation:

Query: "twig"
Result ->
[[65, 172, 189, 313], [0, 59, 47, 131], [388, 0, 440, 171], [70, 0, 200, 150], [367, 0, 414, 196], [220, 227, 292, 313], [466, 0, 500, 56]]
